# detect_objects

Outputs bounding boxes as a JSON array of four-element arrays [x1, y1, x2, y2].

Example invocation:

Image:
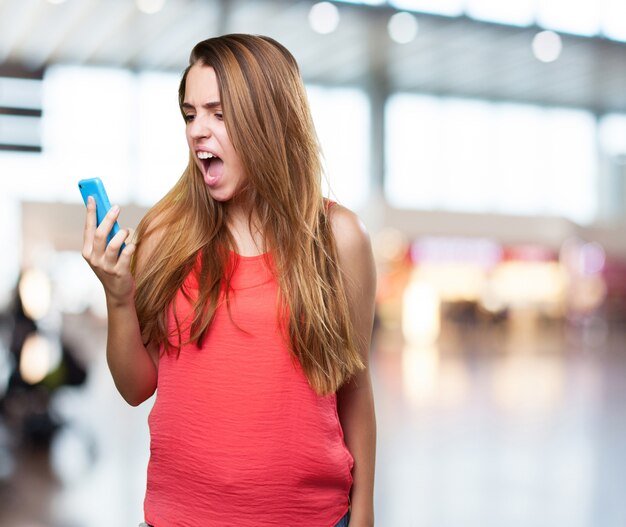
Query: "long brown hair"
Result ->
[[132, 34, 363, 395]]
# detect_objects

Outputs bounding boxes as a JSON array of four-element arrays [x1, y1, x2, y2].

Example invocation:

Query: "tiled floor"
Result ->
[[1, 313, 626, 526]]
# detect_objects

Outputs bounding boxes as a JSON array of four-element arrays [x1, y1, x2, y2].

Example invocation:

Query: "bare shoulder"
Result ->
[[328, 204, 372, 259], [328, 204, 376, 290], [328, 205, 377, 364]]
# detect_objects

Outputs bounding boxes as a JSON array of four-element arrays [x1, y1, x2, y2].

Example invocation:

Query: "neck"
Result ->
[[225, 199, 265, 257]]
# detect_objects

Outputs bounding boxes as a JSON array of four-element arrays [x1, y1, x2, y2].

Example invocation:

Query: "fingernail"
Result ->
[[111, 205, 120, 213]]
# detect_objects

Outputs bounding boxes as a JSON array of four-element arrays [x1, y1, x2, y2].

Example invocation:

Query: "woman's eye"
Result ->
[[215, 113, 223, 120], [184, 114, 195, 122]]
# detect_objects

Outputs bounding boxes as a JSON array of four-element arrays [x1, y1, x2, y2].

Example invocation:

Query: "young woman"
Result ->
[[82, 34, 376, 527]]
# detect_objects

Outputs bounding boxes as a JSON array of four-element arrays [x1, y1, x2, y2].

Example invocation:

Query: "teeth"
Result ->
[[197, 151, 215, 160]]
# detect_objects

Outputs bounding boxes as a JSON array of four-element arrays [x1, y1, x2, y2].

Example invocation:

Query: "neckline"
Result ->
[[229, 250, 269, 262]]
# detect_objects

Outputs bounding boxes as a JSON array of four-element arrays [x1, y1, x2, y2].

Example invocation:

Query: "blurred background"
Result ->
[[1, 0, 626, 525]]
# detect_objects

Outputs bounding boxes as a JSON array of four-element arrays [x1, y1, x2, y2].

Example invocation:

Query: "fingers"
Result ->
[[104, 227, 133, 263], [83, 202, 135, 275], [126, 227, 137, 246], [117, 237, 137, 270], [82, 202, 136, 304], [92, 204, 121, 255]]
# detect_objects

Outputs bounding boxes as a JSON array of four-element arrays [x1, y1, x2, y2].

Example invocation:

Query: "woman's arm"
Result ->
[[82, 197, 158, 406], [332, 205, 377, 527]]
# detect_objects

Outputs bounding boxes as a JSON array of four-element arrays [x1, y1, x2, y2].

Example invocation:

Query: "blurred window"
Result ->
[[41, 67, 188, 205], [0, 68, 370, 306], [0, 115, 40, 147], [0, 66, 370, 211], [0, 75, 43, 153], [386, 93, 598, 224], [599, 114, 626, 157], [306, 85, 370, 211], [0, 77, 42, 108], [42, 66, 134, 202], [135, 72, 188, 206]]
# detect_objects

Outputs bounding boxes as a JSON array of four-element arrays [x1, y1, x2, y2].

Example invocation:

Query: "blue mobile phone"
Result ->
[[78, 177, 123, 247]]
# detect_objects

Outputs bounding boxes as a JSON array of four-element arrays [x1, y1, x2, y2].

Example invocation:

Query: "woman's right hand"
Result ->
[[82, 196, 137, 308]]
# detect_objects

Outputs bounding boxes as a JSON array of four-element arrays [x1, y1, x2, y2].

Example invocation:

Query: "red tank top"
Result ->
[[144, 252, 353, 526]]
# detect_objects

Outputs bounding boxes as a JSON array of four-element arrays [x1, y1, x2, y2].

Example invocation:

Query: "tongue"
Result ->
[[208, 158, 224, 179]]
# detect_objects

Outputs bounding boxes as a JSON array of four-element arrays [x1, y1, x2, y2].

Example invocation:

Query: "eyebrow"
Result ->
[[181, 101, 222, 110]]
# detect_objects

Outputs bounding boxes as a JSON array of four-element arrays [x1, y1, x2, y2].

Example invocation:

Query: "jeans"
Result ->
[[140, 511, 350, 527], [335, 510, 351, 526]]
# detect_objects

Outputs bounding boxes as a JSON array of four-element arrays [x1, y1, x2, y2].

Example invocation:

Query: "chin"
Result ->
[[207, 188, 237, 203]]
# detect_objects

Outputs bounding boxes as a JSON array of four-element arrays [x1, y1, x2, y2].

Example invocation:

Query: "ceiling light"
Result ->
[[532, 30, 562, 63], [388, 12, 419, 44], [309, 2, 340, 34], [46, 0, 68, 4], [136, 0, 166, 15]]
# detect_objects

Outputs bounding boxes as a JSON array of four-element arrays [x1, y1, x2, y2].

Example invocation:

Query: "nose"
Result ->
[[188, 114, 212, 140]]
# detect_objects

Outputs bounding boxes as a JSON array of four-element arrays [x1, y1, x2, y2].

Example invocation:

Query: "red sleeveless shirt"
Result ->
[[143, 252, 353, 526]]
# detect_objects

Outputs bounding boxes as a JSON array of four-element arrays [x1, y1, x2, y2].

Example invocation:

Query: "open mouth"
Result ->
[[197, 151, 224, 183], [197, 151, 219, 172]]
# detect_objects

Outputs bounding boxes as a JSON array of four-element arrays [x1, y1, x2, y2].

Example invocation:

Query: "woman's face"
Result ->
[[182, 63, 246, 203]]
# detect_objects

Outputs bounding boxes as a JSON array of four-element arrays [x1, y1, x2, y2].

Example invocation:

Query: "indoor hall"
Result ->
[[1, 1, 626, 526]]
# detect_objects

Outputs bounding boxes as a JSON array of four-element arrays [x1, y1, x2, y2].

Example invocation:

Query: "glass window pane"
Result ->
[[306, 85, 370, 211], [41, 65, 134, 202], [385, 94, 442, 209], [135, 72, 188, 206], [0, 115, 40, 146], [599, 114, 626, 156], [438, 98, 494, 212], [490, 103, 545, 215], [541, 108, 597, 222], [0, 77, 42, 108], [385, 93, 598, 224]]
